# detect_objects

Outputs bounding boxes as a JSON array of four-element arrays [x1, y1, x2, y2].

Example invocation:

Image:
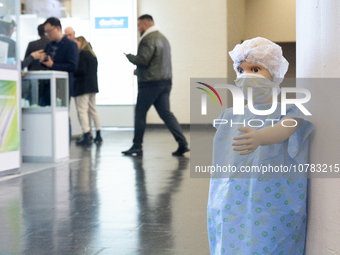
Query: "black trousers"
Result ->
[[133, 84, 187, 147]]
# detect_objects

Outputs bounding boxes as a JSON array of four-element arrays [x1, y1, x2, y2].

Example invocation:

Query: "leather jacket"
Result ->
[[127, 31, 172, 82]]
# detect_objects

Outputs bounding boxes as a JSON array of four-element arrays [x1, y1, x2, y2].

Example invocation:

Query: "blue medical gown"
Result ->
[[207, 103, 313, 255]]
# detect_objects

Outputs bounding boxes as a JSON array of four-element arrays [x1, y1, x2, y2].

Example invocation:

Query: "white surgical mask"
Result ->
[[235, 73, 278, 103]]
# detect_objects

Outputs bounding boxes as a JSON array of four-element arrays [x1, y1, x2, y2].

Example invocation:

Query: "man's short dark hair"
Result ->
[[43, 17, 62, 29], [138, 14, 154, 23], [38, 24, 45, 37]]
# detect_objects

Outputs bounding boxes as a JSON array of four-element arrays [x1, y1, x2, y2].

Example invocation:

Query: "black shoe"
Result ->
[[172, 144, 190, 156], [122, 145, 143, 156], [94, 136, 103, 144], [76, 132, 92, 146], [94, 130, 103, 144]]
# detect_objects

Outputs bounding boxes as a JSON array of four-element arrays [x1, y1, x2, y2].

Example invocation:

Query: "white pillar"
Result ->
[[297, 1, 340, 254]]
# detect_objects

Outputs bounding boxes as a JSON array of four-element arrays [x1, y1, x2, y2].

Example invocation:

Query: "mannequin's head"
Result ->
[[229, 37, 289, 80], [230, 37, 289, 104]]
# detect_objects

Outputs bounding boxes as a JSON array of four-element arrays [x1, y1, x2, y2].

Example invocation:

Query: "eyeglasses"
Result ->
[[44, 26, 56, 35]]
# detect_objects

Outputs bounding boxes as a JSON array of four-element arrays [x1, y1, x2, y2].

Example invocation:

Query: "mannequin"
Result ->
[[207, 37, 313, 255]]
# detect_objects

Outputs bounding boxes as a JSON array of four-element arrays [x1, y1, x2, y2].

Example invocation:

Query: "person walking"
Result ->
[[123, 14, 189, 156], [74, 36, 103, 145]]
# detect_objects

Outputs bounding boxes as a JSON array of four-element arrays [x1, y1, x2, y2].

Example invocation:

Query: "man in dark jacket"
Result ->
[[23, 24, 50, 107], [123, 14, 189, 156], [40, 17, 79, 142], [40, 17, 79, 98], [24, 24, 49, 71]]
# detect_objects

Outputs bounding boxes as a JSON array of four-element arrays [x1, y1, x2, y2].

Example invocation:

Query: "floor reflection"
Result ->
[[131, 156, 189, 253], [0, 129, 210, 254]]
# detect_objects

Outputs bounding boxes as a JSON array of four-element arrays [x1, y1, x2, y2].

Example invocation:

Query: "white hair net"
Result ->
[[229, 37, 289, 79]]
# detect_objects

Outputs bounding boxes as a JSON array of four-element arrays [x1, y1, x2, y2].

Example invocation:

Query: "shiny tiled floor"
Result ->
[[0, 128, 210, 255]]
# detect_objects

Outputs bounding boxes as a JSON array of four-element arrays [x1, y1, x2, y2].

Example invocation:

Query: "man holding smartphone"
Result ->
[[123, 14, 189, 156], [40, 17, 79, 98], [40, 17, 79, 142]]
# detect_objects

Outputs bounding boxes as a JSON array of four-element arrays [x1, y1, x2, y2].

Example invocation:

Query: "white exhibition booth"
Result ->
[[0, 2, 20, 176], [19, 0, 137, 134], [0, 0, 137, 176], [0, 69, 21, 176], [21, 71, 69, 163]]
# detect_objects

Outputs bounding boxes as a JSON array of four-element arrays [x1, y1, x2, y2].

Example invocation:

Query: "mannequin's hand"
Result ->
[[232, 126, 263, 155]]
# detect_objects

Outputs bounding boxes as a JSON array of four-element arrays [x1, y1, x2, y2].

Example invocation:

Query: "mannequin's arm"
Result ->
[[232, 117, 303, 155]]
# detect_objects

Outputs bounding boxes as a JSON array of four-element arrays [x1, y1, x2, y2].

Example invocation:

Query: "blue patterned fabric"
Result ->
[[207, 103, 313, 255]]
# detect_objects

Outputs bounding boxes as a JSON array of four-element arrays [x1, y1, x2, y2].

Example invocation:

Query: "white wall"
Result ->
[[296, 1, 340, 254], [137, 0, 228, 124]]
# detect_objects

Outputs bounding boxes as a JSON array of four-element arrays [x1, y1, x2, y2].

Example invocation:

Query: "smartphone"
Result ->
[[44, 56, 48, 62]]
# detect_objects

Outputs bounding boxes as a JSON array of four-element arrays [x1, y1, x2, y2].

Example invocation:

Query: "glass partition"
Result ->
[[21, 79, 51, 108], [56, 78, 68, 107], [0, 1, 18, 67]]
